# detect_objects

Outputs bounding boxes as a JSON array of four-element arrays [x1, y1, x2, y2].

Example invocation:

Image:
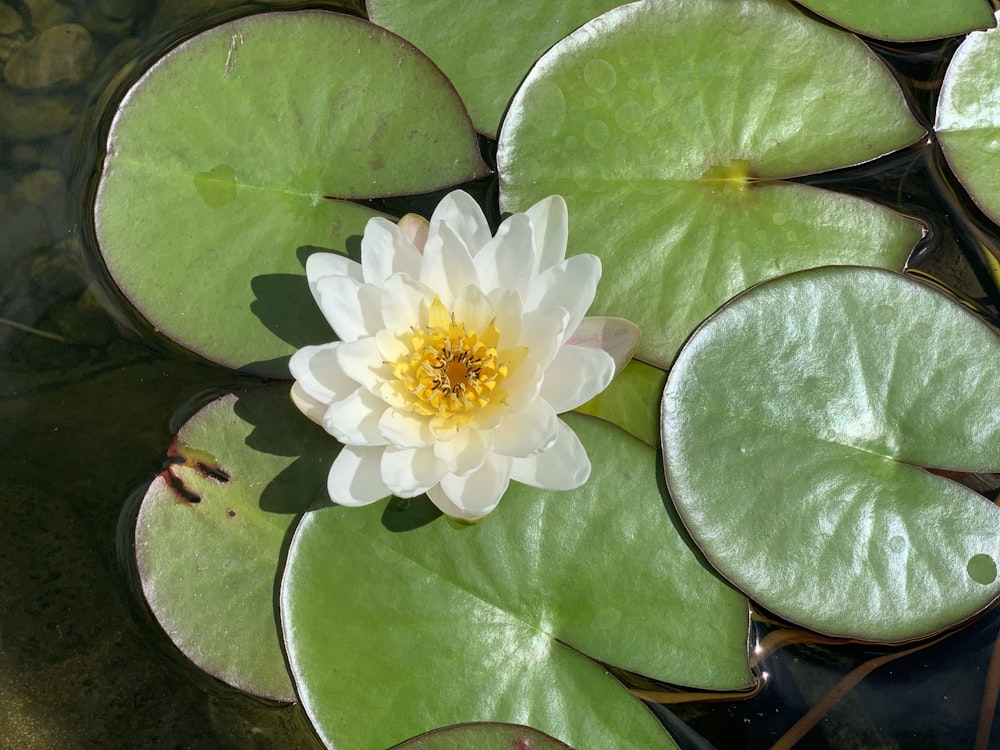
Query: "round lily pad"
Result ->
[[935, 11, 1000, 227], [499, 0, 925, 368], [135, 384, 334, 701], [661, 266, 1000, 643], [795, 0, 994, 41], [95, 11, 487, 378], [367, 0, 623, 137], [282, 414, 751, 750]]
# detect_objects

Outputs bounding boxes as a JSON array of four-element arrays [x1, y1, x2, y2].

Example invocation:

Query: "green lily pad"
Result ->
[[134, 384, 333, 701], [95, 11, 487, 378], [499, 0, 924, 368], [367, 0, 623, 137], [794, 0, 994, 41], [935, 11, 1000, 227], [661, 266, 1000, 643], [575, 359, 666, 448], [394, 723, 572, 749], [282, 414, 751, 750]]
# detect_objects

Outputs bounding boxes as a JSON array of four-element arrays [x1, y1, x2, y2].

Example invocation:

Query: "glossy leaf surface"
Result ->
[[282, 414, 751, 750], [576, 359, 666, 448], [499, 0, 924, 368], [135, 384, 332, 701], [662, 266, 1000, 642], [96, 11, 486, 377], [795, 0, 994, 41], [367, 0, 624, 136], [936, 12, 1000, 226]]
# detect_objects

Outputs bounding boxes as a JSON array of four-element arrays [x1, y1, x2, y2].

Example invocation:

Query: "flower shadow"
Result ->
[[247, 239, 362, 351]]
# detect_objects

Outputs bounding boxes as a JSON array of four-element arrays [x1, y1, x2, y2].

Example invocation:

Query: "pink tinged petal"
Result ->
[[540, 344, 615, 414], [381, 273, 435, 330], [492, 397, 559, 457], [428, 453, 513, 520], [379, 408, 435, 448], [398, 213, 430, 253], [322, 387, 387, 446], [328, 445, 392, 507], [516, 307, 569, 370], [290, 381, 326, 425], [487, 288, 523, 349], [314, 275, 383, 342], [289, 343, 356, 405], [565, 317, 641, 376], [451, 284, 496, 333], [429, 190, 493, 255], [361, 217, 422, 284], [420, 222, 480, 308], [525, 254, 602, 337], [433, 427, 493, 476], [381, 446, 448, 497], [473, 213, 534, 296], [510, 419, 590, 490], [334, 337, 383, 387], [305, 252, 363, 304], [525, 195, 568, 272]]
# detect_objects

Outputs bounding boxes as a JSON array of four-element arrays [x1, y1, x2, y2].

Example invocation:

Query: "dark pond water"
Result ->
[[2, 1, 1000, 748]]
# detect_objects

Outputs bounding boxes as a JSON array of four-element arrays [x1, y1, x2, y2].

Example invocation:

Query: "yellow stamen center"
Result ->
[[391, 297, 521, 419]]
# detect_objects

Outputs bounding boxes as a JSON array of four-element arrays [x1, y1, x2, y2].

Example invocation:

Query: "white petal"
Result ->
[[323, 387, 387, 446], [565, 317, 641, 376], [328, 445, 392, 507], [473, 213, 534, 296], [525, 195, 568, 272], [335, 337, 384, 387], [487, 288, 523, 349], [510, 419, 590, 490], [525, 254, 601, 337], [305, 252, 363, 303], [361, 217, 422, 284], [381, 273, 435, 330], [290, 381, 326, 425], [314, 275, 383, 342], [451, 284, 496, 332], [433, 427, 492, 476], [379, 408, 435, 448], [374, 328, 410, 363], [420, 222, 480, 308], [289, 343, 356, 404], [491, 397, 559, 457], [540, 344, 616, 414], [516, 307, 569, 370], [381, 446, 447, 497], [429, 453, 513, 519], [499, 360, 544, 412], [429, 190, 493, 255]]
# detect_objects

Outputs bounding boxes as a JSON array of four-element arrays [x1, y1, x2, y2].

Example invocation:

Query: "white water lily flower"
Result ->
[[289, 190, 637, 520]]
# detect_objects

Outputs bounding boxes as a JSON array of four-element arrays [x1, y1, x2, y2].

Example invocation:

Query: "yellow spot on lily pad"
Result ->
[[194, 164, 237, 208]]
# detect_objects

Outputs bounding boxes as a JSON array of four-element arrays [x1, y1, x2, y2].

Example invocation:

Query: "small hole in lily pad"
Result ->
[[967, 553, 997, 585]]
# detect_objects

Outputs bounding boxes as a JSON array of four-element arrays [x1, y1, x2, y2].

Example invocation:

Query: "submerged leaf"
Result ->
[[393, 723, 572, 749], [662, 266, 1000, 642]]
